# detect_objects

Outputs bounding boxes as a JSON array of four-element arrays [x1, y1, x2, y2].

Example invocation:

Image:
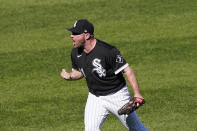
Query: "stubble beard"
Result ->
[[75, 39, 85, 48]]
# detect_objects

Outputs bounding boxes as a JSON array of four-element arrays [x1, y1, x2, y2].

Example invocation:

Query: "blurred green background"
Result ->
[[0, 0, 197, 130]]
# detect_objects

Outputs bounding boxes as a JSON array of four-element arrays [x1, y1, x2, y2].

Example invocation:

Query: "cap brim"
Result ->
[[67, 27, 74, 32], [67, 27, 80, 33]]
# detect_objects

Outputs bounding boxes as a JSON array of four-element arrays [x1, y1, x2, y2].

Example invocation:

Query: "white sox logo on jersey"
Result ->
[[92, 58, 106, 77], [116, 55, 123, 63]]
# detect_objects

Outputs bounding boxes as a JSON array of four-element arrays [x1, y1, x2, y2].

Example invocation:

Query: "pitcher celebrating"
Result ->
[[60, 19, 148, 131]]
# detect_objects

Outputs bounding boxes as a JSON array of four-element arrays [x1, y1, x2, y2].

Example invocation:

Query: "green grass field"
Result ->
[[0, 0, 197, 130]]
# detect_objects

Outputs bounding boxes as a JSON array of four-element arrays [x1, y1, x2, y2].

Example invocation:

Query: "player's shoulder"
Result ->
[[96, 39, 120, 55], [96, 39, 117, 51]]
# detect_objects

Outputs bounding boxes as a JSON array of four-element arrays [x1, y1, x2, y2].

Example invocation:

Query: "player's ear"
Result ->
[[85, 33, 91, 40]]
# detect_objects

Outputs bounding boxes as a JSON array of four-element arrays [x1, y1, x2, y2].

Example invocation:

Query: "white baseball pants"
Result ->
[[84, 85, 148, 131]]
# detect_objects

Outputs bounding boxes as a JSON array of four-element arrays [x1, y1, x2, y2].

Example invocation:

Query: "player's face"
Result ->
[[70, 32, 85, 48]]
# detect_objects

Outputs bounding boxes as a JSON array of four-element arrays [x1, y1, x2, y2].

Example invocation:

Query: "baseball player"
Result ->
[[60, 19, 148, 131]]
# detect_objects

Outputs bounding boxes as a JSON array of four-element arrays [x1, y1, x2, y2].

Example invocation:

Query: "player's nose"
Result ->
[[70, 34, 74, 39]]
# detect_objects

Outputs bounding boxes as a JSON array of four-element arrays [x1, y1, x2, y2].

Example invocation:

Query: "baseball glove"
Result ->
[[118, 97, 145, 115]]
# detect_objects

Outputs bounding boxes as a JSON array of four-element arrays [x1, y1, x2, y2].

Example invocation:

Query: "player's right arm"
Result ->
[[61, 48, 84, 80], [60, 68, 83, 80]]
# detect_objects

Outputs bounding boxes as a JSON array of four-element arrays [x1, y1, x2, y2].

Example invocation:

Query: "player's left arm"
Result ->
[[123, 66, 143, 98], [117, 66, 145, 115]]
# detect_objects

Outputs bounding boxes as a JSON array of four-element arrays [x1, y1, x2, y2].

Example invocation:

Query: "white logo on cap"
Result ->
[[84, 29, 87, 33], [74, 21, 77, 27]]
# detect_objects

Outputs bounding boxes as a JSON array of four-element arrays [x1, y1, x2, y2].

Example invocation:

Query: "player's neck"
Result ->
[[84, 38, 97, 53]]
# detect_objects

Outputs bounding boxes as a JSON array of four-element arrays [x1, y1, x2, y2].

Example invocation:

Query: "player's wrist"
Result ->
[[134, 95, 143, 99], [63, 73, 72, 80], [69, 73, 73, 80], [133, 92, 143, 99]]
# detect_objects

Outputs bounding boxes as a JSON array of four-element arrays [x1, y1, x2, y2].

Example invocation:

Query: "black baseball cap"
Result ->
[[67, 19, 94, 35]]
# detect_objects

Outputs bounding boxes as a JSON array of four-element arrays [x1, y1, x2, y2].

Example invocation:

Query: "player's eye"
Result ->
[[72, 32, 81, 35]]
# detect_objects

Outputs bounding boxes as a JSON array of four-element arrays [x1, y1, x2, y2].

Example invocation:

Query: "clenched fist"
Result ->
[[60, 69, 71, 80]]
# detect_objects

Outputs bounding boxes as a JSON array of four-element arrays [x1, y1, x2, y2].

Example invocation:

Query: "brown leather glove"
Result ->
[[118, 97, 145, 115]]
